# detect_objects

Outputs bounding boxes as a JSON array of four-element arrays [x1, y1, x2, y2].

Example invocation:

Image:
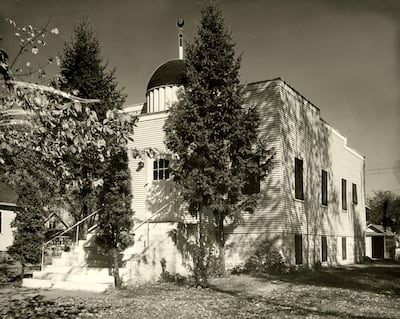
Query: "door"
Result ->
[[372, 236, 384, 259]]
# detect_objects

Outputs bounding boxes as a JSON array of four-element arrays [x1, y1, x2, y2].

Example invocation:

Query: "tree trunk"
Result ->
[[216, 212, 226, 275], [195, 210, 208, 287], [112, 249, 121, 289]]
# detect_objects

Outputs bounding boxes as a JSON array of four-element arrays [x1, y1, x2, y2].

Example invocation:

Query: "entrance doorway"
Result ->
[[371, 236, 384, 259]]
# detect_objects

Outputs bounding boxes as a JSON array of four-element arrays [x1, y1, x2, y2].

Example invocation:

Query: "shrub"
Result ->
[[236, 238, 289, 275], [159, 271, 188, 286]]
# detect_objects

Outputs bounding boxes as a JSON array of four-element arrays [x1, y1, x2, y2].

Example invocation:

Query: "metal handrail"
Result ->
[[41, 208, 102, 271], [40, 200, 181, 271], [132, 201, 174, 233]]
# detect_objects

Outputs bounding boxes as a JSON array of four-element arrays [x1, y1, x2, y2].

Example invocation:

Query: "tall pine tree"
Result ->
[[165, 1, 271, 283], [60, 18, 125, 120]]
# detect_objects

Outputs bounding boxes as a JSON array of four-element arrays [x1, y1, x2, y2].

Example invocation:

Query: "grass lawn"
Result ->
[[1, 261, 400, 318]]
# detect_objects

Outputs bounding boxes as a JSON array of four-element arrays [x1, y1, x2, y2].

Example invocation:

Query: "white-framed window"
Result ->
[[153, 158, 170, 180]]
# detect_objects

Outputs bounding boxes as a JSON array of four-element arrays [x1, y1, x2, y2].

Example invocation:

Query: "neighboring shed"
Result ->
[[0, 183, 18, 257], [365, 223, 396, 259]]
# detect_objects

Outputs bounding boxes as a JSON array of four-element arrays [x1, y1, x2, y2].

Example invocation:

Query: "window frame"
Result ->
[[321, 236, 327, 262], [295, 234, 303, 265], [321, 169, 328, 206], [352, 183, 358, 205], [295, 157, 304, 200], [341, 178, 347, 211], [342, 237, 347, 260], [243, 157, 261, 195], [153, 158, 170, 181]]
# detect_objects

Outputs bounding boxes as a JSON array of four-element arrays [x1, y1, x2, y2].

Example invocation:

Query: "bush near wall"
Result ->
[[231, 238, 289, 275]]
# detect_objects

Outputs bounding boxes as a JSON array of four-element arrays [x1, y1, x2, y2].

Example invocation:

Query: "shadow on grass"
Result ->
[[208, 283, 395, 319], [277, 261, 400, 296], [208, 262, 400, 319]]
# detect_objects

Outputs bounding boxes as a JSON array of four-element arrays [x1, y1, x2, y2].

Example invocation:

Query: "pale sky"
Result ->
[[1, 0, 399, 197]]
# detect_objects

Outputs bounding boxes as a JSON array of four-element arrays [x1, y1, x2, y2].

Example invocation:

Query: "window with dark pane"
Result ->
[[295, 158, 304, 200], [295, 234, 303, 265], [153, 158, 170, 180], [352, 183, 358, 205], [341, 178, 347, 210], [321, 236, 327, 262], [321, 169, 328, 206], [243, 157, 260, 195], [342, 237, 347, 260]]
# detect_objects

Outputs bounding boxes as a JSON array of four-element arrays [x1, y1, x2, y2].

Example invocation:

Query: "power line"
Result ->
[[366, 166, 400, 172], [366, 171, 399, 175]]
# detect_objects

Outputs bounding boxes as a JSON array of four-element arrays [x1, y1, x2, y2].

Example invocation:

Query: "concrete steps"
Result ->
[[22, 233, 115, 292], [22, 278, 113, 292], [30, 271, 114, 283], [43, 265, 111, 276]]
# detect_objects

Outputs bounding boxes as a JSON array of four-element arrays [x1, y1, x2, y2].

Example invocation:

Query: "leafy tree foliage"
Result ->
[[0, 19, 135, 286], [0, 19, 63, 271], [165, 1, 272, 284], [367, 190, 400, 233]]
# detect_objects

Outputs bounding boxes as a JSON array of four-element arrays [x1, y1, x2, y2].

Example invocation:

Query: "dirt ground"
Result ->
[[1, 261, 400, 318]]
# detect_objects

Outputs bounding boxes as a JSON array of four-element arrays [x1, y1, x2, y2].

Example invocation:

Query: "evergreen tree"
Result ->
[[60, 18, 125, 121], [59, 18, 129, 229], [165, 1, 271, 283], [8, 187, 46, 277], [59, 18, 134, 287], [95, 150, 134, 288]]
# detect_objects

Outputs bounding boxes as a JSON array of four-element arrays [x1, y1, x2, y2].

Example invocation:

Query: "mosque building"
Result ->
[[120, 23, 366, 282], [23, 22, 366, 289]]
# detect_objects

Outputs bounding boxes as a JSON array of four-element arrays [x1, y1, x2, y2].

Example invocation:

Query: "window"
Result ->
[[295, 234, 303, 265], [153, 159, 170, 180], [352, 183, 358, 205], [243, 158, 260, 195], [0, 211, 2, 233], [295, 158, 304, 200], [341, 178, 347, 210], [321, 236, 327, 262], [342, 237, 347, 260], [321, 169, 328, 206]]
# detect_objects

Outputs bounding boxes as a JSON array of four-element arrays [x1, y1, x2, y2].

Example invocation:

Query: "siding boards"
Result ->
[[232, 80, 283, 234], [278, 80, 365, 264], [127, 78, 366, 266], [130, 114, 169, 221]]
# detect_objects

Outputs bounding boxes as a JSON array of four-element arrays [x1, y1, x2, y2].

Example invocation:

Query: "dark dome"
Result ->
[[146, 59, 186, 91]]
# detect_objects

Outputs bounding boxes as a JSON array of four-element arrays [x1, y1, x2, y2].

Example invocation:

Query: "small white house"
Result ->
[[365, 223, 396, 259], [0, 183, 17, 260]]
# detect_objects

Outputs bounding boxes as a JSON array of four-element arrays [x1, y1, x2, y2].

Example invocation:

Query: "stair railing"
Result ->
[[133, 199, 185, 249], [41, 208, 102, 271], [40, 201, 181, 270]]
